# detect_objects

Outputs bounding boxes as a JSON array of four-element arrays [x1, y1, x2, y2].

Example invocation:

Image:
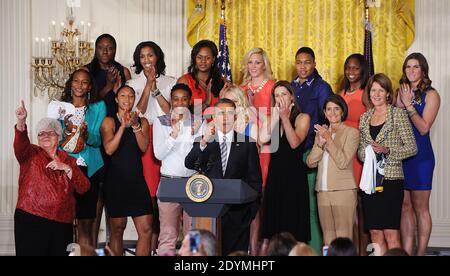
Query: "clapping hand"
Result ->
[[277, 98, 291, 121], [64, 114, 75, 134], [145, 64, 157, 91], [314, 124, 332, 146], [120, 112, 132, 129], [399, 83, 414, 108], [112, 73, 123, 94]]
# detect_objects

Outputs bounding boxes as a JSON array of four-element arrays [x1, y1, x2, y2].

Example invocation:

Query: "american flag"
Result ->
[[364, 7, 375, 76], [218, 22, 232, 82]]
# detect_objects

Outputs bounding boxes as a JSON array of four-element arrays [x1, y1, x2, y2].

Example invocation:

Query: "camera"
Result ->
[[322, 245, 329, 256], [189, 231, 201, 253]]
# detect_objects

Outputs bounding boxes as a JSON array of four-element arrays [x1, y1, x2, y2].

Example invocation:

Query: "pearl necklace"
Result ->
[[248, 79, 268, 96]]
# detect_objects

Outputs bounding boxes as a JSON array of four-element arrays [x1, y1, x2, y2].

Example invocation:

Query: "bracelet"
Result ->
[[407, 107, 417, 118], [151, 89, 161, 98], [133, 127, 142, 133], [132, 123, 141, 130]]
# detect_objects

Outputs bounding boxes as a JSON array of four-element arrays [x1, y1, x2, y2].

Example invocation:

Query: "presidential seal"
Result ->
[[186, 174, 213, 203]]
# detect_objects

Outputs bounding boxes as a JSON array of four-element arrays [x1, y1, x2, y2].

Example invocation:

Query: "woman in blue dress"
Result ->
[[396, 53, 441, 256]]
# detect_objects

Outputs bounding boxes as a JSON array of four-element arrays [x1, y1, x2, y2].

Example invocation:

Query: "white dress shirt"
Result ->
[[153, 115, 206, 177], [126, 72, 176, 123], [320, 133, 336, 192]]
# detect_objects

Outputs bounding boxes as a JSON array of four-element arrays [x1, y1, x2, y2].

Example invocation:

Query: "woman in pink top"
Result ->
[[240, 48, 275, 256], [339, 53, 369, 255]]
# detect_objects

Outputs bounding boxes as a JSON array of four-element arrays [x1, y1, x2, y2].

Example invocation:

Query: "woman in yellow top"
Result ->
[[358, 73, 417, 256]]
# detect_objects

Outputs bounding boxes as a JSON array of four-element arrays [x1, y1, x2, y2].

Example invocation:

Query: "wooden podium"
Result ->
[[158, 177, 258, 253]]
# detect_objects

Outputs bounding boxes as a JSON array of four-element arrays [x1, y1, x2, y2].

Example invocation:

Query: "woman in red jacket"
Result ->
[[14, 101, 89, 256]]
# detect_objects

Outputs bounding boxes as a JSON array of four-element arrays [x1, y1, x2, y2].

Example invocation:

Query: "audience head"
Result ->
[[364, 73, 394, 109], [295, 47, 317, 81], [267, 232, 297, 256], [343, 53, 370, 93], [62, 69, 98, 104], [132, 41, 166, 77], [288, 242, 318, 256], [241, 47, 273, 85], [94, 34, 117, 65], [115, 85, 136, 112], [327, 237, 357, 256], [179, 229, 218, 256], [188, 40, 224, 97], [401, 52, 432, 92], [170, 83, 192, 109], [228, 251, 250, 257], [323, 94, 348, 125], [272, 80, 301, 122], [36, 118, 63, 149], [214, 98, 237, 134], [383, 248, 409, 256]]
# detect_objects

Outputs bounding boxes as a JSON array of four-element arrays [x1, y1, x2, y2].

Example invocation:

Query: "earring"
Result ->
[[88, 92, 91, 101], [70, 89, 72, 97]]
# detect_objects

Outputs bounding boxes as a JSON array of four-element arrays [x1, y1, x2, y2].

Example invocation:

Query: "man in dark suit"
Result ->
[[185, 98, 262, 256]]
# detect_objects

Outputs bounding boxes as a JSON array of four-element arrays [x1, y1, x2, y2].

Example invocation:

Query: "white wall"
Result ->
[[407, 0, 450, 248], [0, 0, 31, 255]]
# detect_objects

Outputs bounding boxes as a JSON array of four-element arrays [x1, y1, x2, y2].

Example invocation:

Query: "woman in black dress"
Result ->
[[101, 86, 153, 256], [261, 81, 311, 255], [83, 34, 132, 246]]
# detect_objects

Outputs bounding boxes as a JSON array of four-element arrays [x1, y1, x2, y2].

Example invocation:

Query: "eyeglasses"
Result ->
[[37, 131, 58, 137]]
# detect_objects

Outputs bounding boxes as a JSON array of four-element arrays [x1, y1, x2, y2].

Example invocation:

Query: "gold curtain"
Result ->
[[187, 0, 415, 91]]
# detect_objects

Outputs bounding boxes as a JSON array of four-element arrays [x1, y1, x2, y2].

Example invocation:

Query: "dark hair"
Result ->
[[188, 40, 225, 98], [115, 85, 136, 98], [267, 232, 297, 256], [214, 98, 236, 109], [323, 94, 349, 124], [342, 53, 370, 92], [400, 52, 434, 102], [88, 34, 119, 77], [364, 73, 395, 109], [296, 47, 315, 60], [271, 80, 301, 124], [61, 69, 99, 108], [383, 248, 409, 256], [171, 83, 192, 99], [132, 41, 166, 77], [327, 237, 357, 256]]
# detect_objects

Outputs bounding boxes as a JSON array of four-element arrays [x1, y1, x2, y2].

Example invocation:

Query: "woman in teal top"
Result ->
[[59, 68, 106, 249]]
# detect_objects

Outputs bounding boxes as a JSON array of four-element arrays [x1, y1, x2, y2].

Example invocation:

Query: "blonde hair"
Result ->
[[240, 48, 274, 86], [288, 242, 317, 256], [220, 85, 250, 124]]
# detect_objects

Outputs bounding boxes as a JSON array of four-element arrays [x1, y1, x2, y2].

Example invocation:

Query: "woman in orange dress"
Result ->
[[178, 40, 227, 118], [339, 53, 369, 255], [240, 48, 275, 256]]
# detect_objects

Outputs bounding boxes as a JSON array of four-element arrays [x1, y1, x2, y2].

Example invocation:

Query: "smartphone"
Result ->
[[95, 248, 106, 256], [189, 231, 201, 254], [322, 245, 329, 256]]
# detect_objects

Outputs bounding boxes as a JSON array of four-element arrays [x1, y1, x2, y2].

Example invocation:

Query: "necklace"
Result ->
[[248, 79, 268, 96], [346, 87, 358, 94]]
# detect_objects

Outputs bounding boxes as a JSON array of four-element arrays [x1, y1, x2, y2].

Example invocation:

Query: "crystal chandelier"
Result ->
[[32, 6, 94, 100]]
